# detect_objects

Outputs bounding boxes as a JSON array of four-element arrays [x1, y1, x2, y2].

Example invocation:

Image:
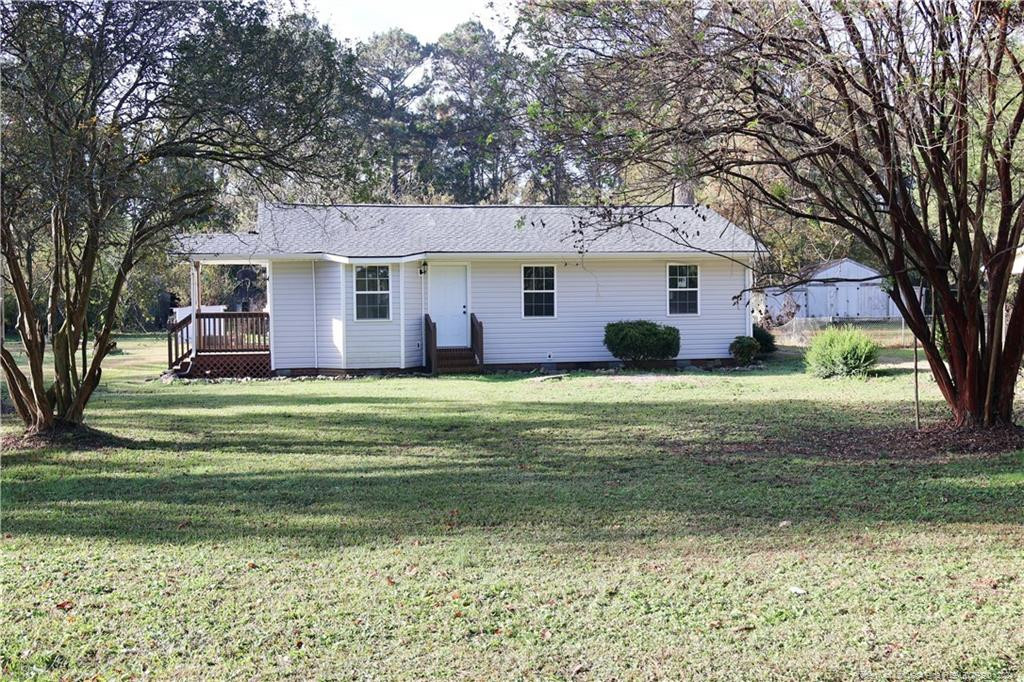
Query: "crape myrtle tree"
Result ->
[[1, 0, 361, 434], [519, 0, 1024, 427]]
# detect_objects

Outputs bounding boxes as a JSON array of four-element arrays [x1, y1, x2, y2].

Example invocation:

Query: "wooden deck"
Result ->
[[168, 311, 271, 377], [169, 310, 486, 377]]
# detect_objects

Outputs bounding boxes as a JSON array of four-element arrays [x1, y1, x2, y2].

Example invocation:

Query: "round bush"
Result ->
[[604, 320, 680, 364], [805, 325, 880, 378], [729, 335, 761, 366], [752, 324, 777, 354]]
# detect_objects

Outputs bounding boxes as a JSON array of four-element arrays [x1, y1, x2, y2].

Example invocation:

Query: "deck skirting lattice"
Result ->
[[186, 352, 271, 378]]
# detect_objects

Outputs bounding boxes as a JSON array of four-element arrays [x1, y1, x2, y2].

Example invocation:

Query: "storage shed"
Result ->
[[759, 258, 899, 320]]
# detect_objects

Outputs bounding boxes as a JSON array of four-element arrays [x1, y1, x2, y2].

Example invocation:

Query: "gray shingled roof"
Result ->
[[176, 203, 759, 258]]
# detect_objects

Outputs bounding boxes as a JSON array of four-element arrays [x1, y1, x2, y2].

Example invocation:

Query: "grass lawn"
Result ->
[[3, 336, 1024, 680]]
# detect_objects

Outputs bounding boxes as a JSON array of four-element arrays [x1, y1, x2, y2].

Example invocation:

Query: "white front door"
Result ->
[[430, 265, 469, 347]]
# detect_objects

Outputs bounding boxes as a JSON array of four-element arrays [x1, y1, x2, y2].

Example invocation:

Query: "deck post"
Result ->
[[190, 260, 201, 357]]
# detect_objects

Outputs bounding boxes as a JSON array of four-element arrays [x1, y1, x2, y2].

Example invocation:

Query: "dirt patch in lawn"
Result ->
[[1, 423, 132, 453], [662, 423, 1024, 461], [606, 373, 694, 383], [597, 373, 723, 387]]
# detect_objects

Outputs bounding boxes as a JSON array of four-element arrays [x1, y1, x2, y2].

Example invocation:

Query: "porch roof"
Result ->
[[176, 203, 760, 260]]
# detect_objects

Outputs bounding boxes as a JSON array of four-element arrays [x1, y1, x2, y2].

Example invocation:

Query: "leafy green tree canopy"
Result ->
[[1, 0, 361, 433]]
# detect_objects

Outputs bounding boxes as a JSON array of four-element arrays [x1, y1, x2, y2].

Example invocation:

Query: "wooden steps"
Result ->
[[423, 314, 485, 375], [436, 347, 480, 374]]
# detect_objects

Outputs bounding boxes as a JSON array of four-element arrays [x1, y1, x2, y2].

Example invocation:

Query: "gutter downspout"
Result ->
[[311, 260, 319, 371]]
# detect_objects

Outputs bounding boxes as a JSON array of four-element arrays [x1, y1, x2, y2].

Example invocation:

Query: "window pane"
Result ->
[[524, 291, 555, 317], [523, 266, 554, 291], [356, 293, 389, 320], [669, 265, 698, 290], [356, 266, 389, 292], [669, 290, 698, 315]]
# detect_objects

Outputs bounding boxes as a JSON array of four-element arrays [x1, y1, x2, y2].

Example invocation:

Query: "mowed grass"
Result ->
[[3, 337, 1024, 680]]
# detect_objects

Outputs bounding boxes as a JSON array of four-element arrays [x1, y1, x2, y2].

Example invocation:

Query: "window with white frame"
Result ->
[[355, 265, 390, 320], [668, 264, 699, 315], [522, 265, 555, 317]]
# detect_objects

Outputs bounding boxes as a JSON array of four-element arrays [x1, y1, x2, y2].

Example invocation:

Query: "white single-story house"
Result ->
[[170, 203, 758, 376], [756, 258, 904, 322]]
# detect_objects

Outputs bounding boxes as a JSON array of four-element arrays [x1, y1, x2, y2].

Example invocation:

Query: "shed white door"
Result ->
[[430, 265, 469, 347], [806, 285, 828, 317]]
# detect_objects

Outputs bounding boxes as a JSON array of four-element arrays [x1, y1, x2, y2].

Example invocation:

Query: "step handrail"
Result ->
[[470, 313, 483, 366], [167, 314, 192, 368], [424, 314, 438, 374]]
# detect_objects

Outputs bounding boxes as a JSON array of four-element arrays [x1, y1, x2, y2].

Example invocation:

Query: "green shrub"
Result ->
[[604, 320, 680, 364], [752, 324, 777, 354], [729, 336, 761, 366], [805, 325, 880, 378]]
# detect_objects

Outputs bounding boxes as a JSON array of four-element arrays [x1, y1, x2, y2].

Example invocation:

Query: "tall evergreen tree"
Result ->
[[356, 29, 432, 199]]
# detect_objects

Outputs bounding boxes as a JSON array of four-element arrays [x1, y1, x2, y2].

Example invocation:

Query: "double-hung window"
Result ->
[[355, 265, 390, 320], [668, 264, 699, 315], [522, 265, 556, 318]]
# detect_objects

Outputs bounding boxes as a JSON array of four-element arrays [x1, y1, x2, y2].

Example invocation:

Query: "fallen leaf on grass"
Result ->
[[442, 509, 460, 530], [385, 576, 396, 586], [177, 520, 192, 530], [541, 629, 552, 641], [247, 562, 258, 570], [55, 600, 74, 612]]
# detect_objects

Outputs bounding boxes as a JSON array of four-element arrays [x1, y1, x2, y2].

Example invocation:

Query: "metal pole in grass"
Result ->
[[913, 331, 921, 431]]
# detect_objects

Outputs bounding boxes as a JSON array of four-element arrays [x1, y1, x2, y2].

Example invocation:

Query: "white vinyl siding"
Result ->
[[314, 261, 344, 368], [345, 262, 403, 368], [268, 260, 316, 369], [469, 257, 748, 363], [404, 262, 424, 367], [269, 255, 748, 371]]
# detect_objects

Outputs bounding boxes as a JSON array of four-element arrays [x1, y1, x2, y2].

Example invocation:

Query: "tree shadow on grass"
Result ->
[[4, 386, 1022, 547]]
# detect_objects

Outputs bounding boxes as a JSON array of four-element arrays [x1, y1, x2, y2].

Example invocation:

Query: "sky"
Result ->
[[304, 0, 510, 44]]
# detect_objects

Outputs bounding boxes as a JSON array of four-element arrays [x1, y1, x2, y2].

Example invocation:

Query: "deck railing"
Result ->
[[470, 313, 484, 366], [424, 314, 438, 374], [196, 311, 270, 352], [167, 314, 193, 369]]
